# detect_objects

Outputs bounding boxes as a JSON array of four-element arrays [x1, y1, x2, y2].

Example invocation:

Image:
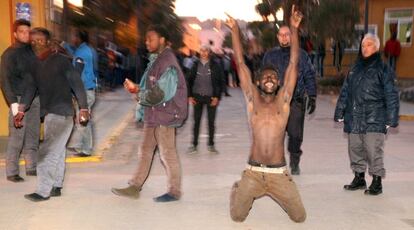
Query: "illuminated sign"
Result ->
[[16, 3, 31, 21]]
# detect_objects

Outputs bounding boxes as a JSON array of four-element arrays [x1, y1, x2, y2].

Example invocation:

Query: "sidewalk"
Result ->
[[0, 88, 135, 165], [0, 88, 413, 230]]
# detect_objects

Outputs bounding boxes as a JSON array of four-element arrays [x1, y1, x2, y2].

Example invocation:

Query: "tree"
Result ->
[[309, 0, 360, 44], [65, 0, 184, 50]]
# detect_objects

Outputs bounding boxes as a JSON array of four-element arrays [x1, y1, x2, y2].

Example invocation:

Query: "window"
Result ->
[[346, 24, 378, 51], [384, 9, 413, 46]]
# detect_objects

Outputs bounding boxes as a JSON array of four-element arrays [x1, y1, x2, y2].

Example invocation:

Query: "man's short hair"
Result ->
[[30, 27, 51, 41], [76, 30, 89, 43], [362, 33, 380, 51], [13, 19, 31, 32], [256, 64, 280, 81], [147, 24, 170, 41], [200, 44, 211, 52]]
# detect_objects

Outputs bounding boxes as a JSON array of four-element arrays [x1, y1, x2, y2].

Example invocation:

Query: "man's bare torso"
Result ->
[[247, 87, 290, 166]]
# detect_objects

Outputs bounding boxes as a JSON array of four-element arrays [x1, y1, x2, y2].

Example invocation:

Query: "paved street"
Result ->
[[0, 87, 414, 230]]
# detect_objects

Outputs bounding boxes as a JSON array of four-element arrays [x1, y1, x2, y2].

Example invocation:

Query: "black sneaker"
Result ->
[[7, 175, 24, 182], [24, 193, 49, 202], [26, 170, 37, 176], [50, 187, 62, 197], [73, 152, 91, 157]]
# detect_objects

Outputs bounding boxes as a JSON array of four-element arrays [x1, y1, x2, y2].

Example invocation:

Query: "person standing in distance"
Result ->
[[0, 19, 40, 182], [262, 21, 317, 175]]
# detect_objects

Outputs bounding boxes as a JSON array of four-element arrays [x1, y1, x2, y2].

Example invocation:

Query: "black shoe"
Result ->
[[344, 172, 366, 191], [73, 152, 91, 157], [153, 193, 179, 202], [7, 175, 24, 182], [50, 187, 62, 197], [26, 170, 37, 176], [365, 175, 382, 195], [225, 93, 231, 97], [290, 165, 301, 175], [290, 155, 301, 175], [24, 193, 50, 202]]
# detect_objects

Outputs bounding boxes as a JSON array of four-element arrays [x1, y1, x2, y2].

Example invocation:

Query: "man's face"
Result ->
[[277, 26, 291, 47], [258, 69, 279, 94], [71, 34, 81, 47], [145, 31, 164, 53], [200, 48, 210, 60], [14, 25, 30, 44], [361, 38, 377, 58], [30, 33, 48, 53]]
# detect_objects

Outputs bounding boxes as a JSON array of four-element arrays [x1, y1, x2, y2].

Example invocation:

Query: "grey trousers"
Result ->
[[36, 114, 73, 197], [129, 125, 182, 198], [67, 90, 95, 155], [6, 96, 40, 176], [348, 133, 385, 177]]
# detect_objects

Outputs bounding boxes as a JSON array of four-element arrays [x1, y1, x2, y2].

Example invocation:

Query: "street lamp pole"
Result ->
[[364, 0, 369, 33]]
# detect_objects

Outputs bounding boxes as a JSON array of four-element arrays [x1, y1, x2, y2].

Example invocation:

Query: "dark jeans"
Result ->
[[287, 99, 306, 164], [192, 94, 217, 147]]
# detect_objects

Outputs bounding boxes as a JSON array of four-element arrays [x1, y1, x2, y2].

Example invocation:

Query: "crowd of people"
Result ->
[[0, 4, 400, 224]]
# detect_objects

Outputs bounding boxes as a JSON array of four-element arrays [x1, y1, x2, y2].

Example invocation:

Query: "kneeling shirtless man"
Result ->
[[226, 5, 306, 223]]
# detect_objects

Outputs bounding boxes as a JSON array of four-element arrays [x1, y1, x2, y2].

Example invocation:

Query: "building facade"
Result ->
[[325, 0, 414, 80]]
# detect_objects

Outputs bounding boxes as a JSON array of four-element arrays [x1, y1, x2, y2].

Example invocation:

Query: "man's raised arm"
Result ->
[[226, 14, 253, 96], [281, 5, 303, 103]]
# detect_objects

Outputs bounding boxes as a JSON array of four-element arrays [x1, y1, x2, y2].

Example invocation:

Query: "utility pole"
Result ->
[[62, 0, 68, 41], [364, 0, 369, 33]]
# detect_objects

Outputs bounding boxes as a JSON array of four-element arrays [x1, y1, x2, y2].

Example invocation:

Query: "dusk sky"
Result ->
[[174, 0, 270, 22]]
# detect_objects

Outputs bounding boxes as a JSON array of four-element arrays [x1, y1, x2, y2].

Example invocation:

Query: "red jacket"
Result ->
[[384, 39, 401, 57]]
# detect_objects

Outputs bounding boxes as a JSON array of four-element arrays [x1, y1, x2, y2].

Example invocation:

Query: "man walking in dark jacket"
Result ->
[[15, 27, 89, 201], [262, 25, 317, 175], [0, 19, 40, 182], [112, 25, 188, 202], [186, 45, 224, 154], [334, 33, 399, 196]]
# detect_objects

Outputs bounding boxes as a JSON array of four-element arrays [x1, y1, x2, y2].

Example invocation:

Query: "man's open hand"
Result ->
[[210, 97, 219, 107]]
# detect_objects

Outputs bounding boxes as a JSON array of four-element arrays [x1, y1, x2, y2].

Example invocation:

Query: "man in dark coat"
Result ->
[[262, 25, 317, 175], [334, 33, 399, 196]]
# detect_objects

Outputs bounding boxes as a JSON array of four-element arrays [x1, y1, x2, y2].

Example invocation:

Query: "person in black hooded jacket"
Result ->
[[334, 33, 399, 196], [186, 45, 224, 154]]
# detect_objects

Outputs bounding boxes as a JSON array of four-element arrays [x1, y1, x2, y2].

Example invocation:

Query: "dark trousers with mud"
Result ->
[[287, 99, 306, 167]]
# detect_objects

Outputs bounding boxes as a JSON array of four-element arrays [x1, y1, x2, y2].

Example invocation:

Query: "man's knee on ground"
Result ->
[[230, 208, 248, 222], [289, 211, 306, 223]]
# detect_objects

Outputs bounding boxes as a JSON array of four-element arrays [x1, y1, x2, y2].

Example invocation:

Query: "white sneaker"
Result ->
[[186, 146, 198, 154], [207, 145, 219, 154]]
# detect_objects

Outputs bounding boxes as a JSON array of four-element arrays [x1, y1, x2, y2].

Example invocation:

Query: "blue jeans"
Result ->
[[67, 90, 95, 155], [36, 114, 73, 197], [6, 96, 40, 176]]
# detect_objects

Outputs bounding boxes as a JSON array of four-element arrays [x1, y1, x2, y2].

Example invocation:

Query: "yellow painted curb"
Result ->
[[0, 111, 133, 166], [400, 115, 414, 121], [0, 156, 103, 166]]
